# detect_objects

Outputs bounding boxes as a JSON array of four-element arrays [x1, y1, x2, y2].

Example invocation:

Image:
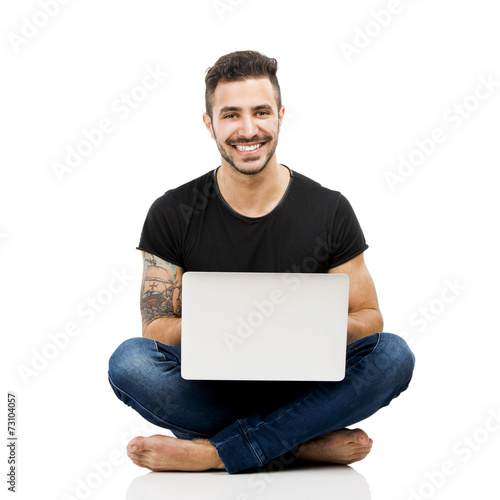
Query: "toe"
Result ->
[[350, 428, 370, 445], [129, 450, 148, 461], [127, 436, 145, 452]]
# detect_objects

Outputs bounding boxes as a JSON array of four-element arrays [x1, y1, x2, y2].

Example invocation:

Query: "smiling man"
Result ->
[[108, 50, 415, 474], [209, 78, 280, 174]]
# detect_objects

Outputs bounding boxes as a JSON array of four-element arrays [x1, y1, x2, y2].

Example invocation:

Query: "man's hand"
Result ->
[[328, 253, 383, 344], [140, 251, 184, 346]]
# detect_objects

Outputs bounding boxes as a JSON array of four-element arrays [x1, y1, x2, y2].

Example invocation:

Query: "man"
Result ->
[[108, 50, 415, 474]]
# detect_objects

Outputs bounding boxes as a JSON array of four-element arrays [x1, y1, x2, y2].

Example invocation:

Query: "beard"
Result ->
[[213, 129, 279, 176]]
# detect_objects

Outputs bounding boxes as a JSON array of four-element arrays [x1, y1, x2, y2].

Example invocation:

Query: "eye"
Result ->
[[257, 111, 270, 116], [223, 113, 237, 119]]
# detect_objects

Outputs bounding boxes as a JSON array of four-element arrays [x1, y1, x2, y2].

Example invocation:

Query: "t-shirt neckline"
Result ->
[[212, 165, 294, 222]]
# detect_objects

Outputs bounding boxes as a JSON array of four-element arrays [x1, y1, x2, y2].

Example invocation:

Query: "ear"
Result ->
[[203, 113, 215, 140], [277, 105, 285, 132]]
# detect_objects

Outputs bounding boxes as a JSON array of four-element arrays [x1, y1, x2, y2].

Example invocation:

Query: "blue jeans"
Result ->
[[108, 332, 414, 474]]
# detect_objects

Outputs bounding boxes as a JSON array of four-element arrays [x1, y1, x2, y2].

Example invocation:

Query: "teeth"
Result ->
[[235, 143, 262, 151]]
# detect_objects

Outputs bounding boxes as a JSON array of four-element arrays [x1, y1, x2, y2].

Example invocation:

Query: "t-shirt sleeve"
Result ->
[[136, 192, 185, 268], [328, 193, 369, 268]]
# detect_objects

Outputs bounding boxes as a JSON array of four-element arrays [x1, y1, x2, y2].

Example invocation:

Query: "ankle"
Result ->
[[296, 440, 312, 460], [193, 439, 225, 470]]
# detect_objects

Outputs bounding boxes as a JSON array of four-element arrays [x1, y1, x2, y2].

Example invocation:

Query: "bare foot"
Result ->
[[127, 435, 226, 472], [296, 428, 373, 465]]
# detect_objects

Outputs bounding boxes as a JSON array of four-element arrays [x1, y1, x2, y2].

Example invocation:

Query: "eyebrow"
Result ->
[[218, 104, 274, 116]]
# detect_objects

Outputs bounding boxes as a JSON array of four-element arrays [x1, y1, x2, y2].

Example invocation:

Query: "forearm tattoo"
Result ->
[[140, 253, 182, 329]]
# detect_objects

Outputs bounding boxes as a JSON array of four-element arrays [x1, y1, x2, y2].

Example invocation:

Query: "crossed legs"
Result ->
[[108, 332, 414, 474]]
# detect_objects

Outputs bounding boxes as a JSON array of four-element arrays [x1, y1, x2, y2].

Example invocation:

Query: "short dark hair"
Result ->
[[205, 50, 282, 120]]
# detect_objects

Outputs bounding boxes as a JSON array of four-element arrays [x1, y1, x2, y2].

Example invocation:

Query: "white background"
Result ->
[[1, 1, 499, 499]]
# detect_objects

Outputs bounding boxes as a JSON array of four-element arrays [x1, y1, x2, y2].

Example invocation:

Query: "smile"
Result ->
[[232, 142, 266, 153]]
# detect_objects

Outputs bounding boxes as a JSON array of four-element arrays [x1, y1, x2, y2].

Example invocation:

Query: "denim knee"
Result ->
[[378, 332, 415, 391], [108, 337, 154, 391]]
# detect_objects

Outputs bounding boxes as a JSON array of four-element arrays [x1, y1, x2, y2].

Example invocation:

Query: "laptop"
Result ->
[[180, 272, 349, 381]]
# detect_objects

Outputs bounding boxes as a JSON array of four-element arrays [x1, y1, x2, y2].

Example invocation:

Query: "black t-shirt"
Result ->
[[137, 166, 368, 273]]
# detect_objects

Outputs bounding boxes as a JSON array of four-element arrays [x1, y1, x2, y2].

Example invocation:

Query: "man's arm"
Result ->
[[328, 252, 383, 345], [140, 251, 184, 346]]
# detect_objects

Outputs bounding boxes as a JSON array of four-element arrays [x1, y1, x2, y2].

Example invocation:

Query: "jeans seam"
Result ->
[[347, 332, 381, 372], [153, 340, 169, 362], [108, 373, 209, 438], [238, 420, 264, 466], [212, 434, 241, 446]]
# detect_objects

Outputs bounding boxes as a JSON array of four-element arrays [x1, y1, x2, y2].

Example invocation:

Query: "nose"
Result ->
[[237, 113, 259, 139]]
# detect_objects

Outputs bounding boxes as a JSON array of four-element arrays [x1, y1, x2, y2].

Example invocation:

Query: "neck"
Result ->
[[216, 160, 290, 218]]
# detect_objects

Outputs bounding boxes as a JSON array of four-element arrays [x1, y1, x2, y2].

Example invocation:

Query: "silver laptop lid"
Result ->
[[181, 272, 349, 381]]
